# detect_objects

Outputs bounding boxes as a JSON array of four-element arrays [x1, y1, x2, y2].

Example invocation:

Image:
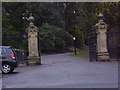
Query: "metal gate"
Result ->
[[107, 27, 120, 60], [13, 49, 28, 65], [88, 27, 97, 61]]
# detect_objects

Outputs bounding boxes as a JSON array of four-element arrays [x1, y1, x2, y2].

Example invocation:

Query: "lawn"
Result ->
[[70, 49, 89, 58]]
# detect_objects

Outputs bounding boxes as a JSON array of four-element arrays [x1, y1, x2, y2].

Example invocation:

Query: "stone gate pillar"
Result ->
[[96, 13, 109, 61], [26, 14, 41, 65]]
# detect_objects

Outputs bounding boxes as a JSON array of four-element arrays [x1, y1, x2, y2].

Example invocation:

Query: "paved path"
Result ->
[[2, 53, 118, 88]]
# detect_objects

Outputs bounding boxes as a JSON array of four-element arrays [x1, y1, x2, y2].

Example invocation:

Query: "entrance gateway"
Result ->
[[26, 13, 120, 63]]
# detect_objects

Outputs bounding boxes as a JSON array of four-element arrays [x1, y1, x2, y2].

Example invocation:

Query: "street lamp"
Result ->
[[73, 37, 77, 55], [73, 37, 76, 41]]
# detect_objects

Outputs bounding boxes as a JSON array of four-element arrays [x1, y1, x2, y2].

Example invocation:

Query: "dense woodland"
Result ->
[[2, 2, 120, 52]]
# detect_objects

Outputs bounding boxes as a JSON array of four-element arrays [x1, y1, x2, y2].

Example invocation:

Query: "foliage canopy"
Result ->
[[2, 2, 119, 50]]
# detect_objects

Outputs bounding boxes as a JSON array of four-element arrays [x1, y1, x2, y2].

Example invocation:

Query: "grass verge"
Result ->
[[69, 49, 89, 58]]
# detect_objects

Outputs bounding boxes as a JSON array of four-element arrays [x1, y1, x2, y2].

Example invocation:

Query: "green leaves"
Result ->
[[39, 23, 73, 52], [2, 2, 119, 50]]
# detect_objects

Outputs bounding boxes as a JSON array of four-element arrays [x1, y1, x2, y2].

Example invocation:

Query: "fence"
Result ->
[[88, 27, 97, 61], [107, 27, 120, 60], [13, 49, 28, 65]]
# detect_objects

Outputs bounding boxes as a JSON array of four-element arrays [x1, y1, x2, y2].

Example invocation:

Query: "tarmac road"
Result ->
[[2, 53, 118, 88]]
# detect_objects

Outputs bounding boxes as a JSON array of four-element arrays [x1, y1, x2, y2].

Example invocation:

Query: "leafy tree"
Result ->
[[39, 23, 73, 52], [2, 2, 119, 50], [98, 2, 120, 27]]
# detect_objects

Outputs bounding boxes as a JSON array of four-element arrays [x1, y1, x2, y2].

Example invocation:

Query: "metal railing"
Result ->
[[13, 49, 28, 65]]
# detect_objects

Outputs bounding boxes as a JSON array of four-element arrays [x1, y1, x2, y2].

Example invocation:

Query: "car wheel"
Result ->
[[2, 63, 14, 74]]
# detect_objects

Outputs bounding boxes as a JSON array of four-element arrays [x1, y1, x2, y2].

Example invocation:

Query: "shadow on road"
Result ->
[[2, 72, 19, 75]]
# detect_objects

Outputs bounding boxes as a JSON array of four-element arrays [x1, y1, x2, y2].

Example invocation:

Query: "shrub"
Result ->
[[39, 23, 73, 52]]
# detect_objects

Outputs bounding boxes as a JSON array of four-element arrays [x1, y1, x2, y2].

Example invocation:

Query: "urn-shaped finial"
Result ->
[[98, 13, 105, 25], [28, 13, 34, 23], [98, 13, 104, 19]]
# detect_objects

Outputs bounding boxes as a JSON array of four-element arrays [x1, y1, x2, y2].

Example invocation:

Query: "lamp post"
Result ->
[[73, 37, 76, 55]]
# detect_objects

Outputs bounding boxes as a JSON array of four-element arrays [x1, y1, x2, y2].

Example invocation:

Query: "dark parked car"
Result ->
[[0, 46, 18, 74]]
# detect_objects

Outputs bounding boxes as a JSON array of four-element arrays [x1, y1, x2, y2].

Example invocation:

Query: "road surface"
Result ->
[[2, 53, 118, 88]]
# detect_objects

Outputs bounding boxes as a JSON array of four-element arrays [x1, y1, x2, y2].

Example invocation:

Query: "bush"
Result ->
[[39, 23, 73, 52]]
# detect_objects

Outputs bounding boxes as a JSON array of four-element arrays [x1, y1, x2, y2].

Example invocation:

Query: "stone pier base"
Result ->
[[27, 56, 41, 65], [97, 52, 110, 61]]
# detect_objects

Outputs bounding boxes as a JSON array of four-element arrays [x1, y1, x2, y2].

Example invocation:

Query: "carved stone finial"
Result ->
[[98, 13, 104, 19], [29, 22, 35, 28], [97, 13, 107, 26], [28, 13, 35, 28], [28, 13, 35, 23]]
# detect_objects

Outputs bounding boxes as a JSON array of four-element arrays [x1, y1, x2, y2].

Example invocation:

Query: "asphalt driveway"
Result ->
[[2, 53, 118, 88]]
